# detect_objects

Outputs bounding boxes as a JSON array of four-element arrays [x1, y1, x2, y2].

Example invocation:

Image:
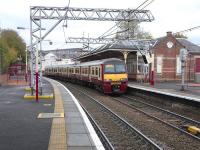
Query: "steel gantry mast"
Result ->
[[29, 6, 154, 97]]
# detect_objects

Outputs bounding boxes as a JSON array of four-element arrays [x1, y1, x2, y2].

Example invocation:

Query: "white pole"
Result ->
[[181, 60, 185, 91]]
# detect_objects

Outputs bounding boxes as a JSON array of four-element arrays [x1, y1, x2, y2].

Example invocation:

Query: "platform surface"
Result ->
[[128, 81, 200, 103], [47, 78, 104, 150], [0, 81, 54, 150], [0, 78, 104, 150]]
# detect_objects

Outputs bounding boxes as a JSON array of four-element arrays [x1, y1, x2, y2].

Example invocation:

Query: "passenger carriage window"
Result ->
[[95, 67, 98, 76], [81, 68, 83, 74], [86, 68, 88, 74]]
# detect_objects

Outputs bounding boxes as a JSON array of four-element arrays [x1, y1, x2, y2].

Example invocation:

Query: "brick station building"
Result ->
[[74, 31, 200, 83], [152, 31, 200, 82]]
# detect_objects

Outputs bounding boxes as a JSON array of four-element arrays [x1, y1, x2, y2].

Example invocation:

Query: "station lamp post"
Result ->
[[0, 47, 4, 86], [180, 48, 188, 91], [17, 26, 50, 102], [17, 27, 29, 83]]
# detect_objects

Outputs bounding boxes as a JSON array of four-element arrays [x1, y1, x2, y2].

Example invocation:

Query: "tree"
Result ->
[[116, 21, 153, 39], [1, 29, 26, 61], [0, 29, 26, 72]]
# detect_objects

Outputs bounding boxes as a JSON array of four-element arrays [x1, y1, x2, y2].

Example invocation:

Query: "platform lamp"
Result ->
[[17, 27, 29, 83]]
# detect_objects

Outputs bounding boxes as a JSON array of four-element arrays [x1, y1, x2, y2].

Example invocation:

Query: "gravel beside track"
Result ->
[[128, 89, 200, 121]]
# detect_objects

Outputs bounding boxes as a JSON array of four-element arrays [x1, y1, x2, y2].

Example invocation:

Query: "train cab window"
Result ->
[[104, 64, 126, 73], [104, 64, 115, 73], [115, 64, 126, 73]]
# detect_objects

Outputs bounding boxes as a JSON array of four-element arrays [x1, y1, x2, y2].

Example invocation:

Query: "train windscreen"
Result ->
[[104, 63, 126, 73]]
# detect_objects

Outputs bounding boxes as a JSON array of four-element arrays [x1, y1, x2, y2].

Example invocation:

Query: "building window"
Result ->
[[156, 56, 162, 74]]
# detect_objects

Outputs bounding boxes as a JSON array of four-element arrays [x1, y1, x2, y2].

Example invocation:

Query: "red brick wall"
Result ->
[[153, 32, 184, 81], [153, 32, 200, 82]]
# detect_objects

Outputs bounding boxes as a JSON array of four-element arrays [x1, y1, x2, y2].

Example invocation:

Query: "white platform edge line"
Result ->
[[53, 79, 105, 150], [128, 84, 200, 102]]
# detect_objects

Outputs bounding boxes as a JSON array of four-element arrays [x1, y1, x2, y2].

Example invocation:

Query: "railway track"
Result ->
[[65, 83, 162, 150], [62, 81, 200, 149], [80, 103, 114, 150], [112, 95, 200, 140]]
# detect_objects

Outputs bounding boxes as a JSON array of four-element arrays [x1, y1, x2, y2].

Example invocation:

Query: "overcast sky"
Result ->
[[0, 0, 200, 50]]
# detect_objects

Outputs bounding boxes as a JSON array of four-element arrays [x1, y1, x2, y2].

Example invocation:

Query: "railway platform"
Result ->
[[0, 77, 104, 150], [128, 81, 200, 103]]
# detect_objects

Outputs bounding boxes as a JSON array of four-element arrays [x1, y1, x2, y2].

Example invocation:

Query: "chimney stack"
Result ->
[[167, 31, 172, 37]]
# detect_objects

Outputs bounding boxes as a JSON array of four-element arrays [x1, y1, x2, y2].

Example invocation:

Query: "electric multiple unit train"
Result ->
[[44, 58, 128, 94]]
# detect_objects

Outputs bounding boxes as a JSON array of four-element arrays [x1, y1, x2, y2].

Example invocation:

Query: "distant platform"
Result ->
[[128, 82, 200, 103]]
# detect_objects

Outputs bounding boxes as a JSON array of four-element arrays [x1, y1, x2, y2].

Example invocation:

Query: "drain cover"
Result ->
[[38, 113, 64, 118]]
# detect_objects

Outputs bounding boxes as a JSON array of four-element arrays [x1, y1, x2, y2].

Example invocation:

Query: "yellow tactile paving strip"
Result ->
[[48, 82, 67, 150], [24, 94, 54, 99]]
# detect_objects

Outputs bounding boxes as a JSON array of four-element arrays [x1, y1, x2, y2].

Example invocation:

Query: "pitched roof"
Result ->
[[177, 38, 200, 53], [153, 32, 200, 53]]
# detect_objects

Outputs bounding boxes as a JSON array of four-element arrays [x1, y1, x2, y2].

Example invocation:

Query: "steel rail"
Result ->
[[111, 96, 200, 141], [80, 103, 114, 150], [66, 84, 162, 150], [123, 95, 200, 125]]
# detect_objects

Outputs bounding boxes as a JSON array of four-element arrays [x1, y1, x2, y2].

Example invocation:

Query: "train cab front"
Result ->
[[102, 63, 128, 94]]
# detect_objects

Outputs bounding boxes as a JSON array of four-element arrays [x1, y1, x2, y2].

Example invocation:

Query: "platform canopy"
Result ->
[[74, 39, 155, 62]]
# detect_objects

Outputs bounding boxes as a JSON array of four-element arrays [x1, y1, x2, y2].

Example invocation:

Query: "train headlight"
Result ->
[[120, 78, 127, 82], [104, 79, 112, 82]]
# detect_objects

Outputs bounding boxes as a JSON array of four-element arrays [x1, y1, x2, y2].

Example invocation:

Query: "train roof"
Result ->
[[45, 58, 124, 69], [45, 64, 73, 69], [78, 58, 124, 67]]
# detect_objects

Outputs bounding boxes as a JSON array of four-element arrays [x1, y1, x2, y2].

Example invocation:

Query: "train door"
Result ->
[[89, 66, 91, 82], [98, 65, 101, 81]]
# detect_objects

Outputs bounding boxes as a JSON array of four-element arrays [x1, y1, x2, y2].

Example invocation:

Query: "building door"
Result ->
[[195, 58, 200, 73], [195, 58, 200, 83]]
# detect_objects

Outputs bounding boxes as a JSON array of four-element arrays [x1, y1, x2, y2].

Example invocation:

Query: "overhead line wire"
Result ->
[[98, 0, 151, 39]]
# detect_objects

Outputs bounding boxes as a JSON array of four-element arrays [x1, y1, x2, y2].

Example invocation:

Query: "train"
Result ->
[[44, 58, 128, 94]]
